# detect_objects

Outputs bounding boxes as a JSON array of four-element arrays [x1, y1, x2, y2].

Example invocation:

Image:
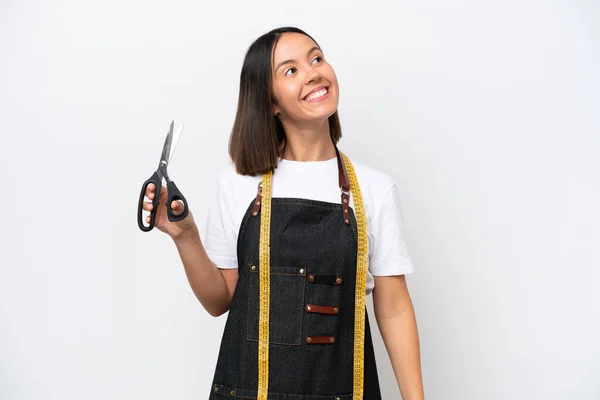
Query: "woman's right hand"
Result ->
[[141, 183, 196, 239]]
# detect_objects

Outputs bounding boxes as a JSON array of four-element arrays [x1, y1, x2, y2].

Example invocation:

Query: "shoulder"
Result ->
[[215, 162, 260, 184], [214, 161, 262, 201], [346, 156, 396, 202]]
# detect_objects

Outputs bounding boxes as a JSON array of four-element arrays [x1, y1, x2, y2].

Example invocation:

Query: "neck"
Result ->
[[279, 118, 336, 162]]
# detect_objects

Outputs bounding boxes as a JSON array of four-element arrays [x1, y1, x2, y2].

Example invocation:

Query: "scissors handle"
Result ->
[[165, 180, 189, 222], [137, 171, 162, 232]]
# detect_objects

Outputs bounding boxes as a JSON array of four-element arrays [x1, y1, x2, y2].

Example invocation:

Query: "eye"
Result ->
[[284, 67, 297, 77], [311, 56, 323, 64]]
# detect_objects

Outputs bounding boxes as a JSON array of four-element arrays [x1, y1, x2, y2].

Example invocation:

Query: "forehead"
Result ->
[[272, 32, 319, 63]]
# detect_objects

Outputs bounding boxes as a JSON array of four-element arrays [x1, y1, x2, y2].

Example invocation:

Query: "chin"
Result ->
[[307, 109, 337, 123], [304, 102, 339, 121], [289, 97, 339, 122]]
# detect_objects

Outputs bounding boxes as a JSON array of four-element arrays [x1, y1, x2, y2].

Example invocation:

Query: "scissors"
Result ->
[[137, 120, 189, 232]]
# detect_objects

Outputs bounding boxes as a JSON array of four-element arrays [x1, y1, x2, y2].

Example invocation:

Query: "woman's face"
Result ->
[[271, 32, 339, 124]]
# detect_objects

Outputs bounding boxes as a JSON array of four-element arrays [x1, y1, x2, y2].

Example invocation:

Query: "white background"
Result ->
[[1, 0, 599, 399]]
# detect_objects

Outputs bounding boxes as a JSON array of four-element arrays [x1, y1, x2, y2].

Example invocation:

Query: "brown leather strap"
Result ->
[[308, 274, 343, 285], [305, 335, 336, 344], [335, 146, 351, 225], [252, 146, 350, 223], [251, 181, 263, 217], [305, 304, 340, 315]]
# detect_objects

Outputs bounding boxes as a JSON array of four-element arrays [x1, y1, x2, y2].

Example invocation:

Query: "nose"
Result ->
[[304, 66, 321, 85]]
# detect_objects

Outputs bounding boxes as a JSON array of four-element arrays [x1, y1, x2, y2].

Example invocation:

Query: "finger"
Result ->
[[145, 184, 155, 199], [172, 200, 186, 215], [143, 201, 154, 211]]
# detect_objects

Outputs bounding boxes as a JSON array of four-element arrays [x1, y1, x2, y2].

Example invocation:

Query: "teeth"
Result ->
[[305, 88, 327, 101]]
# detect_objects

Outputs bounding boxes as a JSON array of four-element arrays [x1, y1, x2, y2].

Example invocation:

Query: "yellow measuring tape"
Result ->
[[257, 172, 273, 400], [257, 154, 368, 399], [343, 153, 368, 399]]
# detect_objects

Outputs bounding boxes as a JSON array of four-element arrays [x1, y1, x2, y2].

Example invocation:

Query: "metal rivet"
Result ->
[[252, 211, 258, 216], [306, 305, 312, 311], [343, 198, 348, 203], [329, 337, 335, 343], [308, 275, 315, 282], [333, 307, 339, 314], [230, 390, 236, 395], [336, 277, 342, 284], [344, 219, 349, 224], [214, 385, 219, 392], [299, 268, 304, 274], [255, 201, 260, 205], [251, 265, 256, 271], [306, 336, 312, 343], [344, 209, 348, 213]]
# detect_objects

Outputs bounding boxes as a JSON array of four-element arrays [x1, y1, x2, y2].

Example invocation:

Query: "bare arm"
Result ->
[[142, 183, 238, 317], [172, 225, 238, 317], [373, 275, 424, 399]]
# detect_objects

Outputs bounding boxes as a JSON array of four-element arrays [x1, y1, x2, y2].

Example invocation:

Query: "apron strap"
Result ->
[[335, 145, 352, 225], [251, 146, 351, 225]]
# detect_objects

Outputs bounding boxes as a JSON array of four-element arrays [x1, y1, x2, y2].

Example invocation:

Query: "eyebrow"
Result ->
[[275, 46, 321, 72]]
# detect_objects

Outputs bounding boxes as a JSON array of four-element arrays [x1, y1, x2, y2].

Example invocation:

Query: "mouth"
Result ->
[[303, 86, 329, 102]]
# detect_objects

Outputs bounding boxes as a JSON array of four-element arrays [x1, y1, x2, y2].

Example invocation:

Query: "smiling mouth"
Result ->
[[303, 87, 329, 101]]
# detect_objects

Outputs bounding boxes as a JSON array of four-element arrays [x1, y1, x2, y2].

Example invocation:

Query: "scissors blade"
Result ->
[[159, 120, 175, 163], [168, 122, 184, 162]]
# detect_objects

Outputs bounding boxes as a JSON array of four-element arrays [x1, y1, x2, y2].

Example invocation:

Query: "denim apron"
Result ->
[[209, 147, 382, 399]]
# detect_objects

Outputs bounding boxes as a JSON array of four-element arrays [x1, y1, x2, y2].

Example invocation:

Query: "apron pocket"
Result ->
[[246, 263, 307, 346]]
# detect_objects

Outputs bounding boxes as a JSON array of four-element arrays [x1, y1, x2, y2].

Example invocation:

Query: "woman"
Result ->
[[143, 27, 424, 399]]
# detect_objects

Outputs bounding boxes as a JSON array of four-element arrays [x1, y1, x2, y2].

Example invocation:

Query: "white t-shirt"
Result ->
[[203, 155, 415, 295]]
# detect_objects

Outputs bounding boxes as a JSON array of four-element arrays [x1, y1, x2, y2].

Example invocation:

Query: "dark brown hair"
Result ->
[[228, 27, 342, 176]]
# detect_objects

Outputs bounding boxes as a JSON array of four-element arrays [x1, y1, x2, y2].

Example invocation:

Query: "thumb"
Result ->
[[171, 200, 183, 215]]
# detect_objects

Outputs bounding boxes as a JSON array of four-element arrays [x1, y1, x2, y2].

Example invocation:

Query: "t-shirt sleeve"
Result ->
[[368, 183, 415, 276], [203, 175, 239, 269]]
